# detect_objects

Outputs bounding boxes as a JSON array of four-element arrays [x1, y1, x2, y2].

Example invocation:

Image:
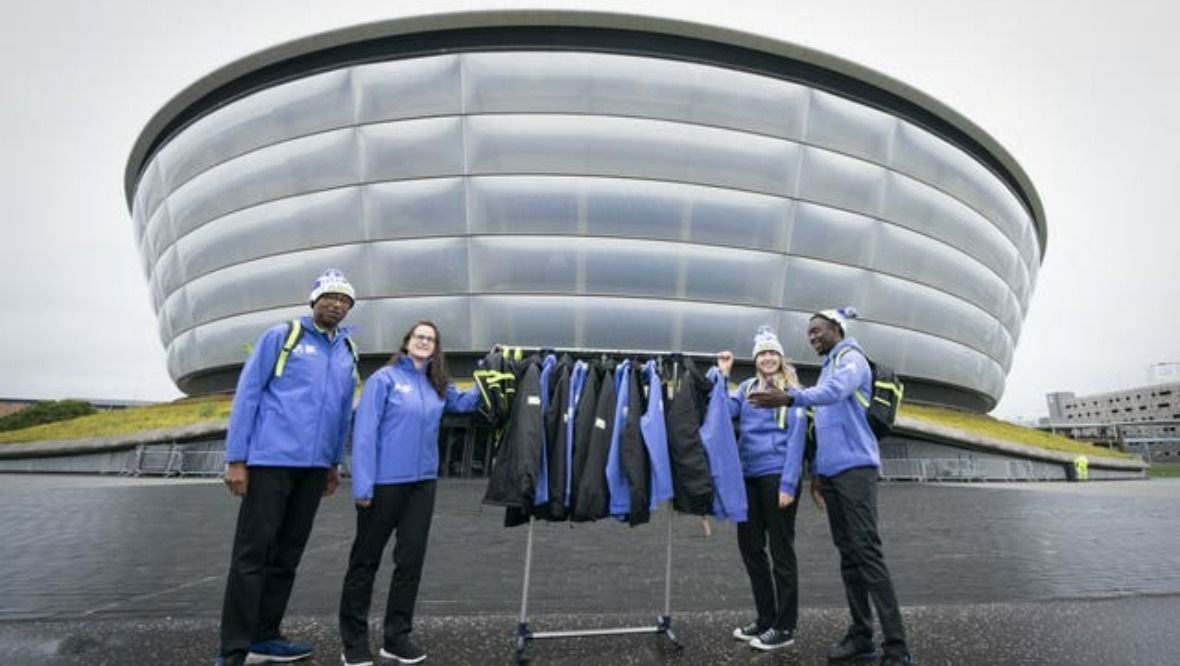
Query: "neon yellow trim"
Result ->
[[744, 377, 788, 429], [274, 319, 302, 378], [854, 390, 870, 408], [472, 370, 493, 407]]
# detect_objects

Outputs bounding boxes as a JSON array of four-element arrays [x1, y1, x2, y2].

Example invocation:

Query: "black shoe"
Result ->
[[880, 651, 915, 666], [732, 621, 767, 642], [828, 635, 880, 663], [750, 628, 795, 651], [342, 650, 374, 666], [379, 634, 426, 664]]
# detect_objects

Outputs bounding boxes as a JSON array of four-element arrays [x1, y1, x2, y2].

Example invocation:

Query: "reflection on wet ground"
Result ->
[[2, 476, 1178, 664]]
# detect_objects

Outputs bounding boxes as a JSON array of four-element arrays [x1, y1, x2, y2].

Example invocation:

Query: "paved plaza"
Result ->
[[2, 475, 1179, 664]]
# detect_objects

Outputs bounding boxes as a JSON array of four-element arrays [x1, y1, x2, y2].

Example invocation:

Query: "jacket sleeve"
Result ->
[[788, 349, 868, 408], [779, 407, 807, 496], [350, 372, 389, 501], [224, 326, 283, 464], [444, 383, 482, 413], [334, 372, 354, 466]]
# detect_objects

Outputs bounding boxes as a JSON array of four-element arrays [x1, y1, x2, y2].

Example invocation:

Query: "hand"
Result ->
[[716, 351, 734, 376], [323, 467, 340, 497], [223, 462, 248, 498], [746, 387, 792, 408], [778, 491, 795, 508], [809, 477, 825, 511], [356, 498, 372, 508]]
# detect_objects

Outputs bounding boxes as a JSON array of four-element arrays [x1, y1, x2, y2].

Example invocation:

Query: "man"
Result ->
[[215, 269, 359, 666], [748, 307, 913, 666]]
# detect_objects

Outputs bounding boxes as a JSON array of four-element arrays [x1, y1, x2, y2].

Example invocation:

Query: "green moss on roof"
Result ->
[[900, 403, 1134, 461], [0, 395, 232, 445]]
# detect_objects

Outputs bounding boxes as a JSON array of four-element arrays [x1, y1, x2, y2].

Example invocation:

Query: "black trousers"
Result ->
[[736, 474, 800, 632], [220, 466, 328, 658], [339, 480, 436, 657], [818, 466, 908, 656]]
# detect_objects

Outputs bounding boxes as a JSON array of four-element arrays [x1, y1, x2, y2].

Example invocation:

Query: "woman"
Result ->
[[717, 325, 807, 652], [339, 320, 480, 666]]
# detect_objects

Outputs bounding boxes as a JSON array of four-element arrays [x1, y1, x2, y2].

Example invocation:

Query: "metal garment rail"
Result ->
[[514, 510, 681, 664], [497, 345, 700, 663]]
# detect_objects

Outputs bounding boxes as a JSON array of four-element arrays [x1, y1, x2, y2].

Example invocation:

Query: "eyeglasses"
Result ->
[[411, 333, 436, 344]]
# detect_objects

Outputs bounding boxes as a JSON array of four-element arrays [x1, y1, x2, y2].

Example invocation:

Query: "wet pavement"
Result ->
[[2, 475, 1179, 664]]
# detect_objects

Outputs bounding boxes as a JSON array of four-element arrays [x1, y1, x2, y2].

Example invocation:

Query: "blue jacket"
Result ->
[[350, 355, 480, 500], [640, 360, 674, 508], [728, 377, 807, 496], [606, 360, 633, 517], [787, 337, 879, 477], [226, 316, 355, 468], [534, 355, 557, 507], [700, 367, 747, 523]]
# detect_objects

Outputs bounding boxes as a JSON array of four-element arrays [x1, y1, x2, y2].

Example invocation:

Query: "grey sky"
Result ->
[[1, 0, 1176, 420]]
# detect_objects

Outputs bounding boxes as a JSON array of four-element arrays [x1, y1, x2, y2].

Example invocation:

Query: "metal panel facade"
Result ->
[[129, 45, 1042, 410]]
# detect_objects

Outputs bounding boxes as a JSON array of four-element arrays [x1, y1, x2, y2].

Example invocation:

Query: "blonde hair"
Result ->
[[754, 356, 801, 391]]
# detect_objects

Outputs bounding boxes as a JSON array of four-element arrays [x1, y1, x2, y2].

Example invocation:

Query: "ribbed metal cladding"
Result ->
[[126, 17, 1044, 411]]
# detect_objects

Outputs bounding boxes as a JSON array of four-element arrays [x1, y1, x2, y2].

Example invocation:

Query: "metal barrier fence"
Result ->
[[110, 442, 1073, 483], [120, 441, 226, 477], [879, 457, 1065, 482]]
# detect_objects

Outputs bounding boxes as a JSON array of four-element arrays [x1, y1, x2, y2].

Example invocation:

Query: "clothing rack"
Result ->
[[495, 345, 701, 663], [492, 344, 718, 365], [514, 510, 679, 663]]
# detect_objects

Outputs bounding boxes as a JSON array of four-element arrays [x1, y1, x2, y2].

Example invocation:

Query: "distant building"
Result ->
[[1046, 383, 1180, 462], [1148, 362, 1180, 386]]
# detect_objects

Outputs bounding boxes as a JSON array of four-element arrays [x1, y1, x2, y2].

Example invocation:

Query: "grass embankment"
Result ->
[[0, 388, 1140, 466], [1148, 463, 1180, 478], [900, 403, 1135, 461], [0, 395, 232, 445]]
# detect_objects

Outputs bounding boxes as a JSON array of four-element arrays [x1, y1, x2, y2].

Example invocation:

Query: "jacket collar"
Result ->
[[824, 336, 862, 366], [396, 354, 431, 374], [300, 315, 352, 342]]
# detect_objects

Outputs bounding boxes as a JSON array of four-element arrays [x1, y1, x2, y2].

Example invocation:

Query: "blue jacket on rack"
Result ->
[[640, 360, 674, 508], [225, 316, 355, 469], [565, 360, 589, 508], [534, 354, 557, 507], [350, 355, 480, 501], [728, 377, 807, 496], [787, 337, 879, 477], [700, 367, 747, 523]]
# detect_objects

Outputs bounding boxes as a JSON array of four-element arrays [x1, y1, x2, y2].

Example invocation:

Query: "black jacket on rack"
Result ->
[[483, 356, 544, 517], [541, 355, 573, 520], [664, 356, 715, 515], [572, 362, 615, 522], [618, 363, 652, 526], [567, 361, 600, 519]]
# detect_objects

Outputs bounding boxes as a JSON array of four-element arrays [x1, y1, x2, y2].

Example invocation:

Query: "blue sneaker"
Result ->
[[246, 638, 314, 663]]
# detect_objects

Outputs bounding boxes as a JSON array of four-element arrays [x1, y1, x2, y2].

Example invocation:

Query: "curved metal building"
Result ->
[[125, 11, 1045, 411]]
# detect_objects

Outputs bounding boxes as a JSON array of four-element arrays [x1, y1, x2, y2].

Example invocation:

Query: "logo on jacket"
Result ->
[[294, 343, 317, 355], [394, 382, 413, 394]]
